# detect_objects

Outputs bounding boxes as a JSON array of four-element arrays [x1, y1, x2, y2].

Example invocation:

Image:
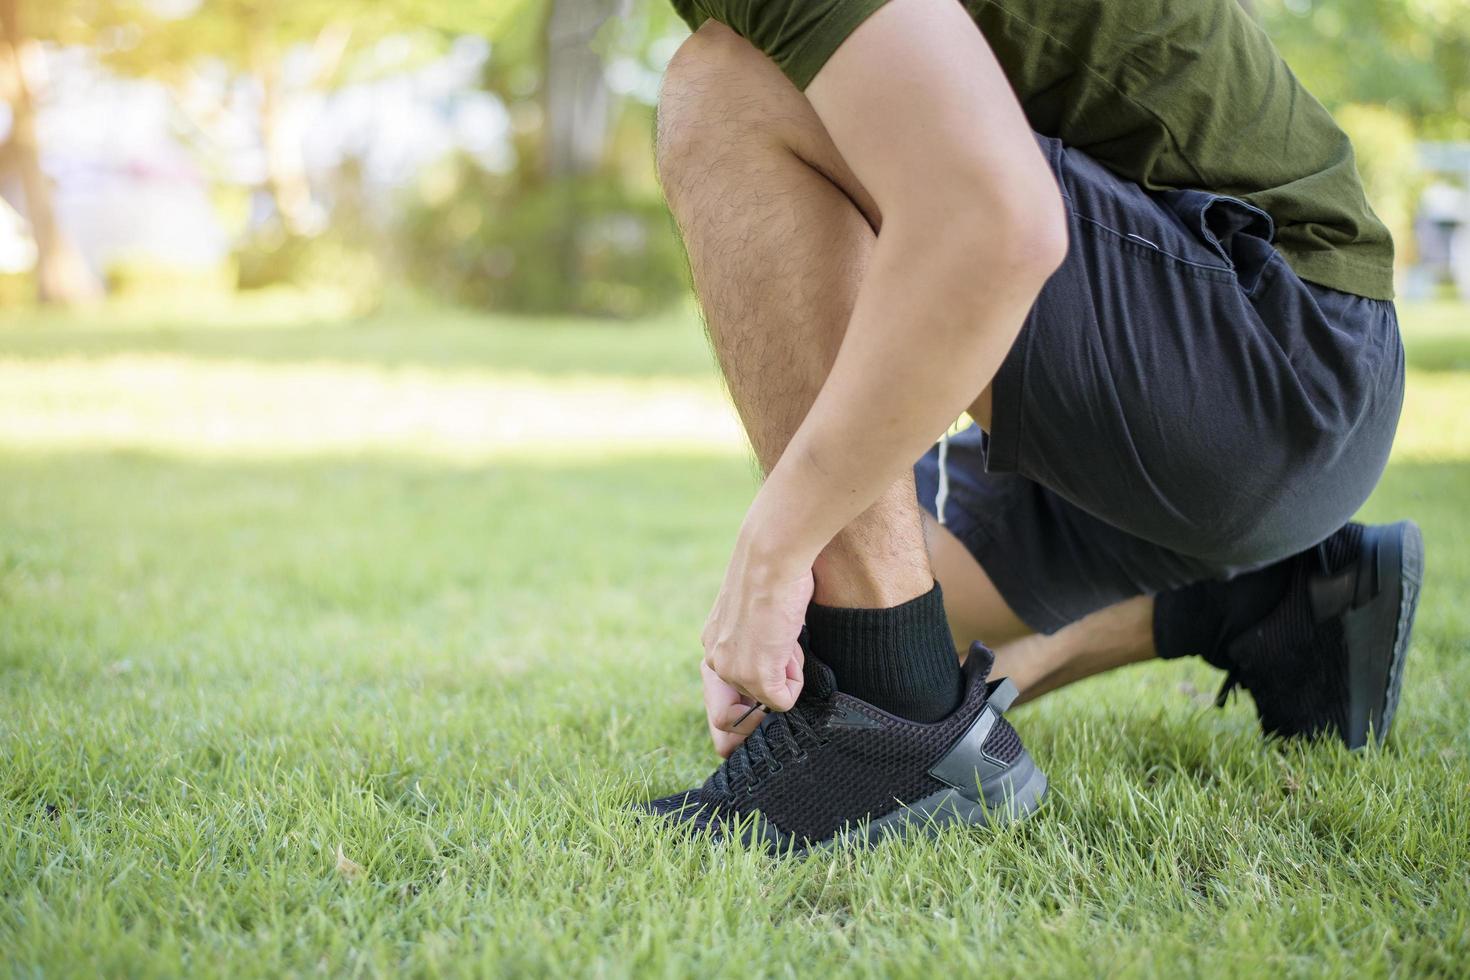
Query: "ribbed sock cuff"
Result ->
[[1154, 560, 1293, 668], [1153, 581, 1229, 665], [805, 582, 962, 723]]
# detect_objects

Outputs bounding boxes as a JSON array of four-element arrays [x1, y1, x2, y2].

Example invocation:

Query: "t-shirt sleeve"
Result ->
[[669, 0, 710, 33], [678, 0, 892, 90]]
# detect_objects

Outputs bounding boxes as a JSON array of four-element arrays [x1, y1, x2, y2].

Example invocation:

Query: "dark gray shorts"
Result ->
[[914, 134, 1405, 634]]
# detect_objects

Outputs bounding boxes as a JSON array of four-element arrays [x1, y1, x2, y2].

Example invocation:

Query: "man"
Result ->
[[645, 0, 1421, 853]]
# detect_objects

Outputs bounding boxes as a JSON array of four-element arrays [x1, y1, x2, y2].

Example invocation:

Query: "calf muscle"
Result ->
[[657, 25, 931, 608]]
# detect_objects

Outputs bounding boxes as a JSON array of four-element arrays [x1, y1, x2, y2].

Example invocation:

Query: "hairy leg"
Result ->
[[993, 597, 1154, 703], [657, 24, 931, 608], [659, 24, 1152, 706], [925, 514, 1156, 701], [922, 512, 1032, 648]]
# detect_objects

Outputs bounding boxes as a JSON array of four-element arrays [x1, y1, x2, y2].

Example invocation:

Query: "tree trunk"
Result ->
[[249, 21, 317, 236], [0, 0, 100, 305], [542, 0, 630, 180], [541, 0, 631, 305]]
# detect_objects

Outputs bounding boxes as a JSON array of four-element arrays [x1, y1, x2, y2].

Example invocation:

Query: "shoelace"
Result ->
[[1215, 671, 1241, 707], [708, 703, 829, 798]]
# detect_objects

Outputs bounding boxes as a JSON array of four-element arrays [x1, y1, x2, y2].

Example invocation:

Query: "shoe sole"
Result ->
[[1342, 520, 1423, 748], [649, 753, 1048, 858], [841, 748, 1048, 847], [769, 747, 1048, 857]]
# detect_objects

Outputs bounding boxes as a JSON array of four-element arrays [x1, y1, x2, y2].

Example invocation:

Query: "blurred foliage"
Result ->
[[1335, 103, 1423, 255], [69, 0, 534, 74], [0, 271, 32, 307], [90, 0, 539, 240], [401, 155, 686, 317], [1259, 0, 1470, 138], [234, 231, 383, 311], [7, 0, 1467, 314], [41, 0, 688, 317], [105, 256, 235, 297], [233, 156, 388, 313], [390, 0, 690, 316]]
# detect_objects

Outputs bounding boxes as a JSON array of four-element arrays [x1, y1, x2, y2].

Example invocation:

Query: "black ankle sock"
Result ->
[[1154, 558, 1293, 668], [804, 582, 962, 722]]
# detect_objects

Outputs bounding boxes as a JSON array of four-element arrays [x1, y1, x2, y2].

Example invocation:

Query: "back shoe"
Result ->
[[645, 644, 1047, 855], [1215, 520, 1423, 748]]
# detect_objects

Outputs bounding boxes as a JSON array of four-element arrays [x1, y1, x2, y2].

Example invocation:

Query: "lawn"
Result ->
[[2, 297, 1468, 977]]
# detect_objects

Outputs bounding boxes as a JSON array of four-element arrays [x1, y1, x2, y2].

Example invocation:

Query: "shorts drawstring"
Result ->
[[935, 429, 951, 527]]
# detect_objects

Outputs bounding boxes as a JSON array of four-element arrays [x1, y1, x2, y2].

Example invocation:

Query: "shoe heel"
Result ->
[[976, 748, 1048, 822], [855, 749, 1048, 847], [1343, 520, 1423, 747], [1378, 520, 1422, 740]]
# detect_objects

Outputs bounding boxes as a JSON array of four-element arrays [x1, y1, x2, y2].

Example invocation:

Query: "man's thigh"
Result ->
[[916, 426, 1225, 634], [983, 134, 1404, 570]]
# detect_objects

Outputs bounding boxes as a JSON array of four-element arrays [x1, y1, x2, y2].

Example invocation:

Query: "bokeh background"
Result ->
[[1, 0, 1466, 487], [2, 0, 1468, 316]]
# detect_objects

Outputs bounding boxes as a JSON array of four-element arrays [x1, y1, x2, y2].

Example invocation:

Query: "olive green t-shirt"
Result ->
[[669, 0, 1395, 300]]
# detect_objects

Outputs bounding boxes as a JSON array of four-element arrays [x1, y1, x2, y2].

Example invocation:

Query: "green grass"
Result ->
[[2, 300, 1469, 977], [0, 294, 718, 380]]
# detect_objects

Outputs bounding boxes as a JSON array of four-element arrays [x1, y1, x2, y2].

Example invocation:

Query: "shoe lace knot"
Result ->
[[707, 703, 829, 799]]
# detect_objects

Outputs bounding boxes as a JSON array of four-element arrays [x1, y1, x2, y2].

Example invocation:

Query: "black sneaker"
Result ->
[[645, 644, 1047, 854], [1214, 520, 1424, 748]]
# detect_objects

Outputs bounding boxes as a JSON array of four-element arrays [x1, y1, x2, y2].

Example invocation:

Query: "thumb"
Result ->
[[718, 701, 766, 737], [761, 651, 804, 712], [782, 644, 804, 708]]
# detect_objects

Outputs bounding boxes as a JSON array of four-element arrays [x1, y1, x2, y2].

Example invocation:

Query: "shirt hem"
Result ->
[[1278, 247, 1395, 302]]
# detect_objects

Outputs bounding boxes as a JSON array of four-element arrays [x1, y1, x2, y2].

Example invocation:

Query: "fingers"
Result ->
[[710, 727, 744, 758], [709, 701, 767, 756], [702, 660, 758, 757], [703, 649, 804, 712], [719, 701, 767, 736], [701, 655, 805, 756], [751, 646, 803, 712], [699, 560, 813, 716], [781, 644, 804, 710]]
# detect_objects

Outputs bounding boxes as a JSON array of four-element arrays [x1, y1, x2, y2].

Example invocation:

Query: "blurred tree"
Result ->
[[0, 0, 103, 305], [104, 0, 524, 235], [7, 0, 683, 313], [1339, 102, 1423, 260], [543, 0, 630, 291], [79, 0, 530, 304], [400, 0, 692, 315], [544, 0, 630, 179], [107, 0, 381, 236], [1259, 0, 1470, 138]]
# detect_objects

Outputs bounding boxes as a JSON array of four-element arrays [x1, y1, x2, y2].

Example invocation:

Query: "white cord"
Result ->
[[935, 428, 951, 527]]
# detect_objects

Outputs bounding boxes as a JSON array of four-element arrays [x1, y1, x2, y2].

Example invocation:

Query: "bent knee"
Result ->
[[665, 20, 755, 78], [661, 21, 771, 114], [656, 22, 813, 186]]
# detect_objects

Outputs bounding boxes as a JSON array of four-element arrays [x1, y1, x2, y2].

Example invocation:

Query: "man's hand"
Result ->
[[695, 0, 1066, 754], [700, 534, 813, 756]]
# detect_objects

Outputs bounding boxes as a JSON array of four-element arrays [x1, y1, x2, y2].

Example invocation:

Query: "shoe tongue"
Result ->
[[799, 655, 838, 702], [966, 641, 996, 680]]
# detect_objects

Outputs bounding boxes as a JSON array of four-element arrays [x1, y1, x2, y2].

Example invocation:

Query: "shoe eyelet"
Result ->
[[767, 760, 783, 774]]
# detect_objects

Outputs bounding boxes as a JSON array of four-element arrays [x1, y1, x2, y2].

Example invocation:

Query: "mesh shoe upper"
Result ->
[[649, 648, 1024, 847], [1216, 523, 1363, 740]]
